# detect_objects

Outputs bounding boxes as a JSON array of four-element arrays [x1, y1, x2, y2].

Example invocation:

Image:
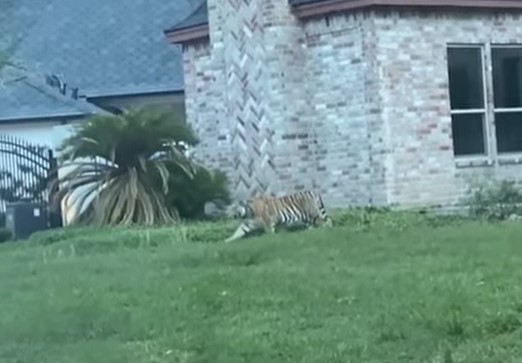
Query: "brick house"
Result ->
[[165, 0, 522, 210]]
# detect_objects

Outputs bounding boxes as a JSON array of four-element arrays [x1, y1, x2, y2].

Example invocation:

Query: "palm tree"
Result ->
[[53, 106, 200, 226]]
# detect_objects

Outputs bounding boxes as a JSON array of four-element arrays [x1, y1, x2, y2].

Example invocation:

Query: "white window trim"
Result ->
[[450, 109, 486, 115], [494, 107, 522, 113], [447, 44, 491, 162], [491, 44, 522, 159]]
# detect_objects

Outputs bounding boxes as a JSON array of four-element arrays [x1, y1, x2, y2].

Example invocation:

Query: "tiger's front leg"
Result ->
[[258, 217, 276, 234], [224, 219, 259, 243], [224, 225, 247, 243]]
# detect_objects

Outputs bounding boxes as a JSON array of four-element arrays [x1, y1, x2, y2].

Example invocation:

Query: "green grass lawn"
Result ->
[[1, 214, 522, 363]]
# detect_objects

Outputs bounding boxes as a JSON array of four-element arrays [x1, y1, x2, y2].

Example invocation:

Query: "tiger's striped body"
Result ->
[[225, 191, 333, 242]]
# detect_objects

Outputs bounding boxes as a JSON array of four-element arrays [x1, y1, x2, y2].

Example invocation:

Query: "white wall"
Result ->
[[0, 119, 79, 150]]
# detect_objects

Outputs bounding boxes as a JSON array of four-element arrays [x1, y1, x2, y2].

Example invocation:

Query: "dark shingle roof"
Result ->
[[0, 65, 104, 122], [288, 0, 328, 4], [167, 2, 209, 32], [166, 0, 332, 34], [0, 0, 202, 98]]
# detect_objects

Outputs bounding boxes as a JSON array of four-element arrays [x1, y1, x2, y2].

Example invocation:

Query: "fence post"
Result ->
[[47, 149, 63, 228]]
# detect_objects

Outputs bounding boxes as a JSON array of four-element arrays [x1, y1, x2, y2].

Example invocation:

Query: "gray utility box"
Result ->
[[5, 202, 49, 240]]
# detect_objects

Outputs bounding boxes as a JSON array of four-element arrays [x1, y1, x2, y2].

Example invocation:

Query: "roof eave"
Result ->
[[291, 0, 522, 19], [0, 112, 94, 124], [84, 87, 184, 99], [164, 24, 210, 45]]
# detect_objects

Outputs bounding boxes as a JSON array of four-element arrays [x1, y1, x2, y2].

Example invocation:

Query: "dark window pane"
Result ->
[[451, 113, 486, 156], [447, 47, 484, 110], [495, 112, 522, 153], [492, 47, 522, 108]]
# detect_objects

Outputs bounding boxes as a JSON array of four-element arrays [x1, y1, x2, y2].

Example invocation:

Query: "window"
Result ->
[[447, 46, 487, 156], [446, 44, 522, 160], [492, 46, 522, 154]]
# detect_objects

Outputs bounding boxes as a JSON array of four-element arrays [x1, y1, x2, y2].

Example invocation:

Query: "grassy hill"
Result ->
[[1, 212, 521, 363]]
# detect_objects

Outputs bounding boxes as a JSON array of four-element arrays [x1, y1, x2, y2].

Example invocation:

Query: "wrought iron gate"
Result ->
[[0, 134, 62, 228]]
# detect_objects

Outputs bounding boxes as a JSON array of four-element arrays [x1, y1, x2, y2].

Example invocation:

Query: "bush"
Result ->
[[54, 106, 199, 226], [0, 227, 13, 243], [163, 166, 230, 220], [465, 179, 522, 221]]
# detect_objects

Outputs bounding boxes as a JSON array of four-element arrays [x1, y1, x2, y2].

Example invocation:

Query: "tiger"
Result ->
[[224, 190, 334, 243]]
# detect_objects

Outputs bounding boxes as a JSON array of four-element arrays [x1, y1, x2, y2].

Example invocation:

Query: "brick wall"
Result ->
[[373, 10, 522, 208], [302, 14, 383, 207], [180, 2, 522, 209], [183, 0, 314, 201], [182, 41, 233, 176], [182, 3, 381, 208]]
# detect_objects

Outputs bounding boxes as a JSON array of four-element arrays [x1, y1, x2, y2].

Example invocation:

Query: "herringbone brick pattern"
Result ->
[[223, 0, 276, 199]]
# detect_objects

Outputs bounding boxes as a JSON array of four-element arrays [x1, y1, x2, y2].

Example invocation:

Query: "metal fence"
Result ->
[[0, 134, 62, 228]]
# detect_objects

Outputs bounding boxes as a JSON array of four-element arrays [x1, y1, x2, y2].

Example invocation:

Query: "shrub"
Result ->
[[465, 179, 522, 221], [0, 227, 13, 243], [53, 106, 199, 226], [163, 166, 231, 220]]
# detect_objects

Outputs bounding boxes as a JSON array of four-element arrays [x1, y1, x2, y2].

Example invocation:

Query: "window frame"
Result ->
[[490, 44, 522, 158], [447, 44, 491, 161]]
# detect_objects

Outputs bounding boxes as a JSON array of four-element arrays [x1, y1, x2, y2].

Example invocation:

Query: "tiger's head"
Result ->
[[225, 200, 250, 219]]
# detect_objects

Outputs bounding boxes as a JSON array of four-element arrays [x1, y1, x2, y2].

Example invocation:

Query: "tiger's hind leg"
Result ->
[[310, 214, 333, 229], [269, 222, 277, 234], [323, 216, 334, 227], [309, 193, 334, 228], [259, 217, 277, 234]]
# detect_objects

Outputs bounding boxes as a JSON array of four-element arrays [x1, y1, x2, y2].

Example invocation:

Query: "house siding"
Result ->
[[303, 14, 386, 206], [183, 0, 311, 201], [180, 2, 522, 209], [182, 2, 382, 207], [374, 10, 522, 207], [181, 40, 235, 180]]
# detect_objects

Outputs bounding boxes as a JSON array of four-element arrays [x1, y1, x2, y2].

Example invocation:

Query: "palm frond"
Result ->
[[52, 106, 199, 226]]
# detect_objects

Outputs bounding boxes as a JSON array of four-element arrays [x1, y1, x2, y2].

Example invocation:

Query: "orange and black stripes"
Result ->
[[225, 191, 333, 242]]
